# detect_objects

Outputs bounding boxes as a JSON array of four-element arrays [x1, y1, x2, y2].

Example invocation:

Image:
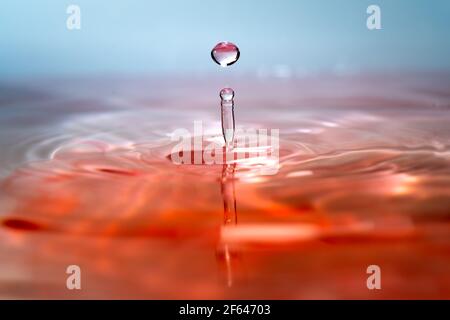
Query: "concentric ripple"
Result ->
[[0, 74, 449, 299]]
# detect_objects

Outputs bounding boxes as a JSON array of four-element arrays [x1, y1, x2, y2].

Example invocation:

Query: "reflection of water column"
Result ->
[[221, 163, 237, 225], [217, 163, 238, 287]]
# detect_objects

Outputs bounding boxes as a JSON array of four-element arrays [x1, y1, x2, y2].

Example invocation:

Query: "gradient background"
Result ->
[[1, 1, 450, 300], [1, 0, 450, 80]]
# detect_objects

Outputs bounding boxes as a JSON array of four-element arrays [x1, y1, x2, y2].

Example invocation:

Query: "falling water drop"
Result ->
[[211, 42, 240, 67], [220, 88, 235, 148]]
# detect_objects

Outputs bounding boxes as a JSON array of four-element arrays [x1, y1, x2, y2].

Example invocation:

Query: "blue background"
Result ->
[[1, 0, 449, 79]]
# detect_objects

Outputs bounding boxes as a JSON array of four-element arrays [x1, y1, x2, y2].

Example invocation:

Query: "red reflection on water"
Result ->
[[0, 75, 450, 299], [2, 218, 45, 232]]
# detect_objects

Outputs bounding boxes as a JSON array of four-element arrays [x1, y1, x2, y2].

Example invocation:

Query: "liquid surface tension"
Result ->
[[0, 73, 449, 299]]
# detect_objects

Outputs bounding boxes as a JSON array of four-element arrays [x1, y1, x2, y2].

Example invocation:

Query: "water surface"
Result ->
[[0, 73, 449, 299]]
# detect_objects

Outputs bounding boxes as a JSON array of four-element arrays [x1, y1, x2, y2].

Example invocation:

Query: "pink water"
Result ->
[[0, 73, 449, 299]]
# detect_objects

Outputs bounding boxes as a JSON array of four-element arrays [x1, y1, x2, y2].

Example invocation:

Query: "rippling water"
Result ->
[[0, 73, 449, 299]]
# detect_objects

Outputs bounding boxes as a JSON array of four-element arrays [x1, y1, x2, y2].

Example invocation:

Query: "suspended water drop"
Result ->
[[220, 88, 234, 102], [211, 42, 240, 67]]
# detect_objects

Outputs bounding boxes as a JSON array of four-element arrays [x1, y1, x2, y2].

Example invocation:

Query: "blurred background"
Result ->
[[1, 0, 450, 80], [1, 0, 450, 300]]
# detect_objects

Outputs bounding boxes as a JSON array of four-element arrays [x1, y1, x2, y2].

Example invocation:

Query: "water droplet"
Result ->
[[220, 88, 234, 102], [211, 42, 240, 67]]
